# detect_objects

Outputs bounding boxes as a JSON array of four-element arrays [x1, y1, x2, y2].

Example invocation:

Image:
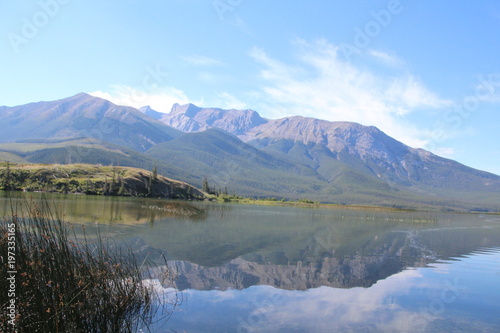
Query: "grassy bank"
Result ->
[[211, 194, 500, 214], [0, 162, 205, 200]]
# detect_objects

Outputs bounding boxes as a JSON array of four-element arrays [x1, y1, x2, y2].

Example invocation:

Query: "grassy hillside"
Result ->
[[0, 137, 195, 183], [146, 129, 346, 199], [0, 162, 205, 199]]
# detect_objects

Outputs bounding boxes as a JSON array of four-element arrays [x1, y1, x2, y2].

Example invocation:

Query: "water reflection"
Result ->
[[2, 192, 500, 332], [156, 222, 500, 291], [153, 249, 500, 333], [0, 191, 208, 224], [134, 210, 500, 291]]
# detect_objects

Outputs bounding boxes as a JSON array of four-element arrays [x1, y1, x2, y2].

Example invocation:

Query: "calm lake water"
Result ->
[[2, 192, 500, 332]]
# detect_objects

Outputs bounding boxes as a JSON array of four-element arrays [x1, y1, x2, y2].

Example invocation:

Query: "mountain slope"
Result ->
[[154, 103, 500, 210], [146, 129, 341, 198], [0, 93, 182, 151], [243, 116, 500, 192]]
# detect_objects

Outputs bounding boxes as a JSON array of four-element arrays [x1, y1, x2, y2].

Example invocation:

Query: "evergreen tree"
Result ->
[[202, 177, 210, 193], [152, 166, 158, 182], [3, 161, 11, 190]]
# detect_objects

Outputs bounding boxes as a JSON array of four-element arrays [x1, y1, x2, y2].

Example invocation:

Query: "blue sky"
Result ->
[[1, 0, 499, 174]]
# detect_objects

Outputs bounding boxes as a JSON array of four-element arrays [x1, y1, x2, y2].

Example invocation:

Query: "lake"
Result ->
[[2, 192, 500, 332]]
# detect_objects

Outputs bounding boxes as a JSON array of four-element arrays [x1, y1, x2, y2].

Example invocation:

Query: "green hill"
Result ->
[[0, 162, 205, 199], [147, 129, 339, 198], [0, 137, 193, 183]]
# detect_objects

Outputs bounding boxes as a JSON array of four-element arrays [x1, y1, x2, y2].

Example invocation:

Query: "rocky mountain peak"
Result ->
[[170, 103, 202, 117], [162, 103, 267, 135], [139, 105, 163, 120]]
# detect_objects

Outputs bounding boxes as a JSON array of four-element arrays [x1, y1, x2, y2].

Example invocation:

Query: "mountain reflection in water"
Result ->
[[3, 193, 500, 332], [120, 204, 500, 292]]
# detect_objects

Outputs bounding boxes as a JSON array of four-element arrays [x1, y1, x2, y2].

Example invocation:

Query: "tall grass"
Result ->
[[0, 200, 175, 333]]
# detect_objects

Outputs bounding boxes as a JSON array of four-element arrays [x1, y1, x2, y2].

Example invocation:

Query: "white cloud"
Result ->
[[202, 268, 431, 332], [213, 91, 249, 110], [271, 268, 436, 332], [89, 86, 191, 113], [249, 39, 452, 148], [434, 147, 456, 158], [368, 49, 404, 68], [89, 85, 247, 115]]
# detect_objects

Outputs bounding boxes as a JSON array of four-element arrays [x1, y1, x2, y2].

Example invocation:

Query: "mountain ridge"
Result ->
[[1, 94, 499, 211], [156, 103, 500, 190], [161, 103, 268, 135], [0, 93, 182, 151]]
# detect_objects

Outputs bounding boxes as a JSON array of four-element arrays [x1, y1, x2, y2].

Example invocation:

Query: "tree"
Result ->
[[152, 166, 158, 182], [202, 177, 210, 193], [3, 161, 11, 190]]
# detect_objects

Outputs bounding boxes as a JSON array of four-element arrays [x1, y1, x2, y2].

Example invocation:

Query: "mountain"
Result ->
[[0, 93, 182, 151], [243, 117, 500, 193], [138, 105, 164, 120], [1, 96, 499, 211], [153, 103, 500, 210], [160, 103, 267, 135]]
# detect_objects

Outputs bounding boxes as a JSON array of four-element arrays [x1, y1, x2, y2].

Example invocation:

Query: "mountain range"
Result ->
[[1, 93, 499, 211]]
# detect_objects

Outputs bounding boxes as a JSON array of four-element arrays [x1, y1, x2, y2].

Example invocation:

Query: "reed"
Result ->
[[0, 199, 175, 333]]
